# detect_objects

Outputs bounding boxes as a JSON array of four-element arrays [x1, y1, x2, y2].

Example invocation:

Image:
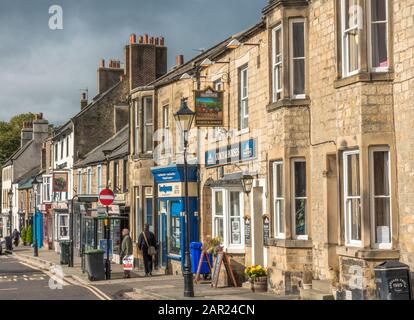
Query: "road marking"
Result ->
[[0, 288, 18, 291]]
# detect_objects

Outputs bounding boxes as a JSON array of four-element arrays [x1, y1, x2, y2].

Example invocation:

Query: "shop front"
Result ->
[[151, 165, 199, 275]]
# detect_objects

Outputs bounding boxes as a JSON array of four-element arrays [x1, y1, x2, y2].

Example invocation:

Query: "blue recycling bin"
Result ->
[[190, 242, 212, 274]]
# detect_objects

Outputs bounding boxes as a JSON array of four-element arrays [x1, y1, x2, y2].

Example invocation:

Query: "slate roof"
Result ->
[[73, 125, 129, 168], [15, 166, 42, 189], [2, 141, 34, 168]]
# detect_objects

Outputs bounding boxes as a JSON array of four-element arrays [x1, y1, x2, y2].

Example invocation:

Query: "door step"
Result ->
[[300, 280, 334, 300]]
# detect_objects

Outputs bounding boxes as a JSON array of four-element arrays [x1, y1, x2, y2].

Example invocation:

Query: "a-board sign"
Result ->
[[263, 216, 270, 246], [211, 251, 237, 288]]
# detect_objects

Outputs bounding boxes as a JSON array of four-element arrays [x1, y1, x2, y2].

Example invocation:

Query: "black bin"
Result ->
[[60, 240, 70, 265], [84, 250, 105, 281], [5, 236, 13, 251], [374, 261, 412, 300]]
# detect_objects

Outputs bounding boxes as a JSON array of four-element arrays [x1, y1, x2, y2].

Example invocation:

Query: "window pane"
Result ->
[[294, 161, 306, 197], [375, 198, 391, 243], [348, 198, 361, 241], [371, 23, 388, 68], [215, 217, 224, 239], [373, 151, 390, 196], [292, 22, 304, 58], [295, 199, 306, 235], [275, 163, 283, 198], [371, 0, 387, 21], [293, 59, 305, 95], [345, 0, 359, 29], [144, 97, 153, 123], [170, 216, 181, 255], [347, 153, 360, 196], [230, 192, 241, 217], [145, 125, 153, 152], [276, 199, 284, 234], [230, 218, 241, 244], [275, 28, 281, 58], [347, 31, 359, 72], [215, 191, 223, 216]]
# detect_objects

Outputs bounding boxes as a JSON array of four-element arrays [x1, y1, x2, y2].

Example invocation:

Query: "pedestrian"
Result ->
[[120, 228, 133, 279], [12, 229, 20, 248], [138, 224, 156, 276]]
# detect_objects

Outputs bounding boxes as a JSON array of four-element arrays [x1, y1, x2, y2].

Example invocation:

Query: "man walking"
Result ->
[[12, 229, 20, 248], [138, 224, 156, 276], [120, 228, 133, 279]]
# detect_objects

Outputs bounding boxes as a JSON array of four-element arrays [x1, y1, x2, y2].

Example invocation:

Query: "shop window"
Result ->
[[343, 150, 362, 246], [272, 24, 283, 102], [341, 0, 360, 77], [290, 18, 306, 98], [143, 96, 153, 154], [212, 189, 244, 250], [369, 0, 388, 71], [370, 147, 391, 248], [170, 215, 181, 255], [239, 66, 249, 130], [272, 161, 284, 238], [292, 159, 307, 239], [58, 214, 69, 240]]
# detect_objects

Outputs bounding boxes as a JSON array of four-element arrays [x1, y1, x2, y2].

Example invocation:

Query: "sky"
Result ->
[[0, 0, 266, 125]]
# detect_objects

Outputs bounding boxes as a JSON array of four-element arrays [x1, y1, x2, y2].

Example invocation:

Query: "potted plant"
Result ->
[[203, 236, 223, 257], [26, 225, 33, 245], [21, 228, 27, 246], [245, 265, 268, 292]]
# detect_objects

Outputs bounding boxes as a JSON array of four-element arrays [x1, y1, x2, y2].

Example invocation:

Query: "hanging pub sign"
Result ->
[[52, 172, 68, 193], [263, 216, 270, 246], [195, 87, 224, 127], [244, 216, 251, 246]]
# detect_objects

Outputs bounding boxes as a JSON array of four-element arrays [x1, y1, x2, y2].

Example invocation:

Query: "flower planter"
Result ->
[[249, 276, 268, 292]]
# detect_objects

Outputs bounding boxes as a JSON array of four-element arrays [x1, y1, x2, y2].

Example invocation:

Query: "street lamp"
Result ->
[[174, 98, 196, 298], [32, 175, 42, 257], [8, 189, 13, 237], [241, 175, 254, 195]]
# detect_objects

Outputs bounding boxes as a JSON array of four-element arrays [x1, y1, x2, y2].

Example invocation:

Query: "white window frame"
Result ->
[[212, 188, 245, 252], [42, 175, 52, 203], [272, 24, 283, 102], [369, 146, 392, 249], [289, 18, 306, 99], [343, 150, 362, 247], [291, 158, 308, 240], [367, 0, 389, 72], [134, 100, 140, 155], [58, 213, 70, 240], [143, 96, 153, 154], [60, 140, 64, 160], [341, 0, 360, 77], [97, 165, 103, 193], [273, 161, 285, 239], [77, 169, 82, 195], [239, 66, 249, 131], [86, 167, 92, 194]]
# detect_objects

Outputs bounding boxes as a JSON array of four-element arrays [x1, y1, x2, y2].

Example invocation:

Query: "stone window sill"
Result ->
[[334, 71, 394, 89], [269, 238, 313, 249], [336, 245, 400, 260], [133, 153, 153, 160], [266, 97, 311, 112]]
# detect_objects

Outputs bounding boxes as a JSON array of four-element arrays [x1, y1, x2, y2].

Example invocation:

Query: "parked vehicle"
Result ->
[[0, 238, 6, 255]]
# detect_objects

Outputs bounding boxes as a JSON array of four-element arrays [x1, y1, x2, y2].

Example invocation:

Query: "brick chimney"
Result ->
[[176, 55, 184, 67], [80, 92, 88, 110], [21, 121, 33, 147], [32, 113, 49, 143], [124, 34, 168, 91], [97, 58, 125, 94]]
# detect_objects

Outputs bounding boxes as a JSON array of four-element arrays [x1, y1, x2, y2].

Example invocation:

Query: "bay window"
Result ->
[[370, 147, 391, 248], [292, 159, 307, 239], [239, 66, 249, 130], [134, 100, 140, 155], [212, 189, 244, 250], [143, 96, 153, 153], [290, 19, 306, 98], [369, 0, 388, 71], [343, 150, 362, 246], [272, 161, 284, 238], [341, 0, 360, 76], [272, 24, 283, 101]]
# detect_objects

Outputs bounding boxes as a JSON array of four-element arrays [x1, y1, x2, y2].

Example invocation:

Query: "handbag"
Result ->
[[142, 231, 157, 256]]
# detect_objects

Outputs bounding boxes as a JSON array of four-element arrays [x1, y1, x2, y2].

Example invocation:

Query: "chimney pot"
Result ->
[[144, 34, 149, 44], [149, 36, 154, 44], [130, 33, 137, 44], [159, 36, 165, 46], [100, 59, 105, 68], [176, 55, 184, 66]]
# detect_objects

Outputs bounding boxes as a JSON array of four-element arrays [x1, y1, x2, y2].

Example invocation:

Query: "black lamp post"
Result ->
[[174, 98, 196, 298], [8, 189, 13, 237], [102, 149, 112, 280]]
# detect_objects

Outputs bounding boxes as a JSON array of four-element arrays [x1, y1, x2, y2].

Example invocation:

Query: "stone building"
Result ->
[[129, 0, 414, 299]]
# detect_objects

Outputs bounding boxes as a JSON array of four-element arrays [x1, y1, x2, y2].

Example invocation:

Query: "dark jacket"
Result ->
[[12, 230, 20, 240], [138, 231, 156, 251]]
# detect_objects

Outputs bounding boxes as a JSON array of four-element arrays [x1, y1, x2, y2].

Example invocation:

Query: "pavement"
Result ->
[[6, 246, 298, 300]]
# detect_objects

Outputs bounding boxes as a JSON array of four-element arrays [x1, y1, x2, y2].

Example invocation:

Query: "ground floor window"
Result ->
[[144, 187, 153, 228], [58, 213, 69, 240], [272, 161, 284, 238], [292, 159, 307, 239], [212, 188, 244, 250], [343, 150, 362, 246], [169, 215, 181, 255], [370, 146, 391, 248]]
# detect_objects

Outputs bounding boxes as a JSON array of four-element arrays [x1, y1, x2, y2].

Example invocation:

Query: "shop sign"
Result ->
[[52, 172, 68, 192], [244, 217, 251, 246], [205, 138, 257, 167], [195, 87, 224, 127], [151, 165, 198, 183], [159, 183, 181, 197]]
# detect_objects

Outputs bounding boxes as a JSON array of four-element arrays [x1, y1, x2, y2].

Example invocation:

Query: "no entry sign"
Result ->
[[99, 188, 115, 206]]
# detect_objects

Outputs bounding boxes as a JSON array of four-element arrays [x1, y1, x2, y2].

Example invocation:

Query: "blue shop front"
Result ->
[[151, 165, 199, 274]]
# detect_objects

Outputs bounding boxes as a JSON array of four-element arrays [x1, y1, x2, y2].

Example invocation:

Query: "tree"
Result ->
[[0, 113, 35, 167], [26, 225, 33, 245]]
